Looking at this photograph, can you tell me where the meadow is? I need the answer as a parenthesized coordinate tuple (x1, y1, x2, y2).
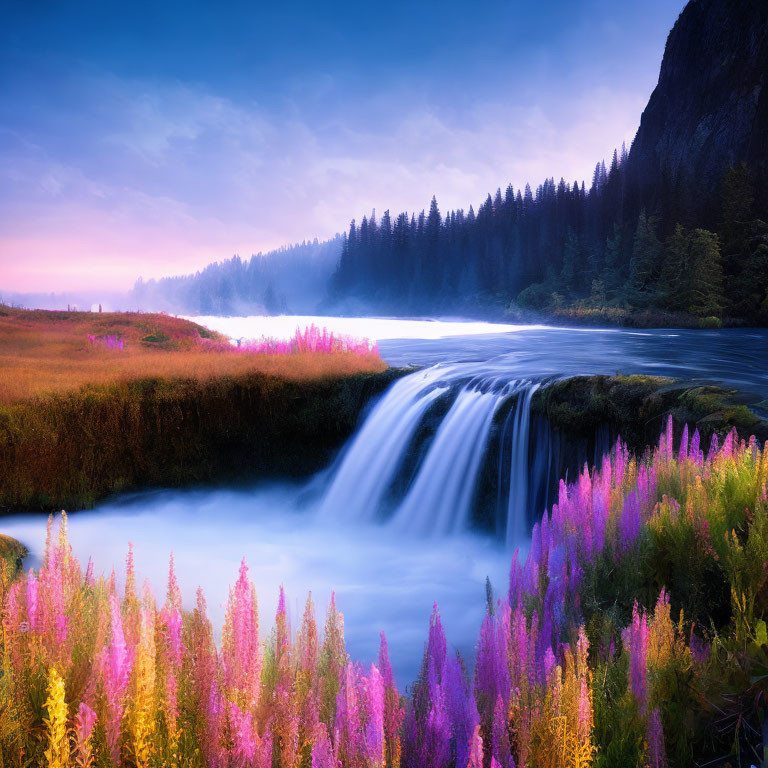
(0, 307, 391, 511)
(0, 306, 385, 404)
(1, 418, 766, 767)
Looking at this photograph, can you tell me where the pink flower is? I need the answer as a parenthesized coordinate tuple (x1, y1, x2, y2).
(74, 702, 97, 758)
(222, 559, 261, 709)
(25, 570, 38, 633)
(364, 664, 386, 765)
(311, 723, 337, 768)
(466, 724, 484, 768)
(101, 594, 133, 763)
(624, 602, 648, 712)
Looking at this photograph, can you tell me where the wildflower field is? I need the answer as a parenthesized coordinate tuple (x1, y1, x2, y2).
(0, 306, 390, 511)
(0, 306, 384, 404)
(1, 418, 766, 767)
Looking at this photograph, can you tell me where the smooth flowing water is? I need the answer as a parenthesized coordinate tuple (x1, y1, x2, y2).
(3, 318, 768, 683)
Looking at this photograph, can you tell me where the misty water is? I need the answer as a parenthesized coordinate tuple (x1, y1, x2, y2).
(3, 318, 768, 684)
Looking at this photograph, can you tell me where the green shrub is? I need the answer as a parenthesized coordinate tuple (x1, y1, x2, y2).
(516, 282, 552, 310)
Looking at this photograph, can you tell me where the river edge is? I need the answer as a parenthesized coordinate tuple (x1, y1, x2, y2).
(2, 367, 766, 521)
(0, 367, 412, 513)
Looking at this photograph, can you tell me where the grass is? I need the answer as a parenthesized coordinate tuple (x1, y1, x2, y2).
(0, 305, 386, 404)
(0, 305, 392, 511)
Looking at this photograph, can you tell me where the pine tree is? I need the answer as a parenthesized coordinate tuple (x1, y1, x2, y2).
(732, 221, 768, 320)
(604, 223, 626, 296)
(560, 228, 579, 294)
(629, 210, 662, 303)
(687, 228, 724, 318)
(660, 224, 689, 311)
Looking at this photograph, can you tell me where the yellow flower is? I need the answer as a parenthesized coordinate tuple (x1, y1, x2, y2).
(43, 667, 70, 768)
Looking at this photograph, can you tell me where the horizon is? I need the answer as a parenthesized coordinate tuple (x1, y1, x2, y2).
(1, 0, 685, 294)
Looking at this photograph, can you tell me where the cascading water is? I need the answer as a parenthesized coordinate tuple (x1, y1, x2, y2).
(318, 362, 547, 543)
(505, 382, 540, 547)
(389, 380, 509, 537)
(318, 366, 448, 521)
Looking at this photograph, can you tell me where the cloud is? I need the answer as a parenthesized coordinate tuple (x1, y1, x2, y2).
(0, 72, 647, 291)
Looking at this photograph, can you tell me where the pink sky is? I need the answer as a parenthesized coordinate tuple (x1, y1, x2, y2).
(0, 82, 648, 293)
(1, 0, 684, 294)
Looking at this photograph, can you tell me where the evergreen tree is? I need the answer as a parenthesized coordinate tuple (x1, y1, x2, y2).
(731, 221, 768, 319)
(325, 149, 765, 322)
(687, 229, 724, 318)
(604, 223, 626, 296)
(560, 228, 579, 294)
(660, 224, 690, 311)
(629, 210, 662, 303)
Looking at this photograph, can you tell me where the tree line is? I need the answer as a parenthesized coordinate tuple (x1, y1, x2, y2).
(130, 237, 342, 316)
(331, 152, 768, 324)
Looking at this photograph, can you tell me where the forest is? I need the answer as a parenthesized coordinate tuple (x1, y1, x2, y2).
(330, 158, 768, 325)
(130, 238, 342, 317)
(128, 157, 768, 327)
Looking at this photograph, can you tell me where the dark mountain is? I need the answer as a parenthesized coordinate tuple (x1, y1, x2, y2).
(328, 0, 768, 324)
(627, 0, 768, 225)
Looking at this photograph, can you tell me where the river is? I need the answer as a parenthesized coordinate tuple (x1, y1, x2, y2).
(3, 317, 767, 683)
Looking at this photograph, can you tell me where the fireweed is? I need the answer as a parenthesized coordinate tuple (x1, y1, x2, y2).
(204, 324, 379, 357)
(0, 417, 766, 767)
(86, 335, 125, 351)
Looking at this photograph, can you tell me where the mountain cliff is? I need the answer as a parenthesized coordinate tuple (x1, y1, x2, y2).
(628, 0, 768, 222)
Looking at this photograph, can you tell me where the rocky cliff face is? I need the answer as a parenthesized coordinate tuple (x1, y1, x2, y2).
(628, 0, 768, 219)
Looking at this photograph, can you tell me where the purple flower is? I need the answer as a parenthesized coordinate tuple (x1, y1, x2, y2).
(646, 708, 667, 768)
(619, 491, 641, 554)
(624, 602, 648, 711)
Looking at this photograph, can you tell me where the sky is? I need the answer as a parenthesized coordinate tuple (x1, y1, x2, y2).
(0, 0, 686, 293)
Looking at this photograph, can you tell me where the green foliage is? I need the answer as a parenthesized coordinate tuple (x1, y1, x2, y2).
(516, 281, 553, 310)
(629, 210, 663, 305)
(687, 229, 725, 317)
(592, 659, 645, 768)
(660, 226, 725, 318)
(140, 331, 171, 344)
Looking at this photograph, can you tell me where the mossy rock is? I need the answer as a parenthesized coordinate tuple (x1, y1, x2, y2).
(0, 534, 28, 572)
(533, 374, 768, 452)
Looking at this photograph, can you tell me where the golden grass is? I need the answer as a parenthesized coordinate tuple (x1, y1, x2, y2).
(0, 306, 386, 404)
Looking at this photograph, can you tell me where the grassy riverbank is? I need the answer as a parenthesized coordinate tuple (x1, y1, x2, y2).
(0, 306, 396, 511)
(0, 305, 386, 403)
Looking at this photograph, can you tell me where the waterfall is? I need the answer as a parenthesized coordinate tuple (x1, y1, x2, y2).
(318, 367, 448, 522)
(318, 363, 550, 542)
(505, 382, 540, 547)
(389, 381, 510, 537)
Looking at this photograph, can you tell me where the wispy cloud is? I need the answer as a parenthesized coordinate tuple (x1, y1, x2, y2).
(0, 72, 646, 291)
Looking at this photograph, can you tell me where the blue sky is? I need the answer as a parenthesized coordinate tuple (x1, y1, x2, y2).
(0, 0, 685, 291)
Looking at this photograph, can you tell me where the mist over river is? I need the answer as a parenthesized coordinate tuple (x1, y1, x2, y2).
(3, 318, 768, 684)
